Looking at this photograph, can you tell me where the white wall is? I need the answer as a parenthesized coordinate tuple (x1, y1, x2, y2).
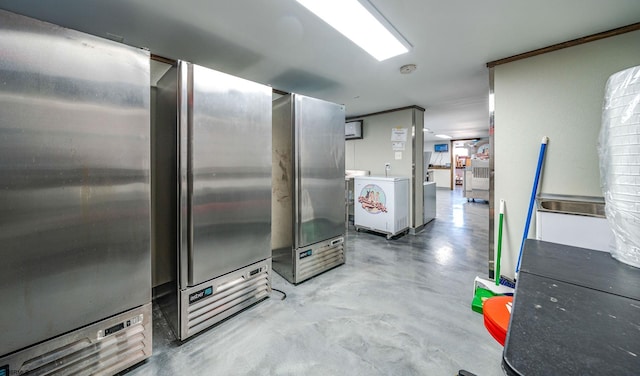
(425, 141, 452, 166)
(346, 110, 413, 175)
(346, 108, 425, 228)
(424, 141, 453, 188)
(494, 30, 640, 278)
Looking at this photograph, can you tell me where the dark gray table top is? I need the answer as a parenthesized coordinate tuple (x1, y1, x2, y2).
(503, 240, 640, 375)
(519, 240, 640, 300)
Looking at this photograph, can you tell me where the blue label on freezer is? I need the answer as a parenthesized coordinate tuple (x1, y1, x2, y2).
(299, 249, 312, 259)
(189, 286, 213, 304)
(0, 365, 8, 376)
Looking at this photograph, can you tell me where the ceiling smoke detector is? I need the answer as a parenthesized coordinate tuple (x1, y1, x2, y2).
(400, 64, 417, 74)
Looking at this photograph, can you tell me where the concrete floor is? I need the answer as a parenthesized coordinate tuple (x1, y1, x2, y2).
(124, 188, 503, 376)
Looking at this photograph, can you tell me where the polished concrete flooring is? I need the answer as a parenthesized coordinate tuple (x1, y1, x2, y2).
(125, 188, 503, 375)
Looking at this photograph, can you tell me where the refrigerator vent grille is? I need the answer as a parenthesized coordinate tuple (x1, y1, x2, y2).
(186, 268, 270, 336)
(297, 240, 345, 282)
(9, 321, 150, 376)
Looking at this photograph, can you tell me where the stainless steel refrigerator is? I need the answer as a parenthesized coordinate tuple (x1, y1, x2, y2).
(154, 61, 272, 340)
(272, 94, 346, 284)
(0, 9, 152, 375)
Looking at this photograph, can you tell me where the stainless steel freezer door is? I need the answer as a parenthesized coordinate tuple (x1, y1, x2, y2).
(294, 95, 346, 248)
(187, 64, 272, 287)
(0, 10, 151, 356)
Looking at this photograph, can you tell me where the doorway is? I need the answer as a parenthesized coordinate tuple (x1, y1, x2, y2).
(451, 138, 490, 201)
(451, 138, 489, 203)
(452, 140, 472, 191)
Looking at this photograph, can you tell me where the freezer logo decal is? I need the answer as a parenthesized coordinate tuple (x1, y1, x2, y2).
(299, 249, 312, 259)
(189, 286, 213, 304)
(358, 184, 387, 214)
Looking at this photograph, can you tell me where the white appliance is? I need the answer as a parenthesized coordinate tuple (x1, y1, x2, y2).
(354, 176, 410, 239)
(464, 159, 489, 202)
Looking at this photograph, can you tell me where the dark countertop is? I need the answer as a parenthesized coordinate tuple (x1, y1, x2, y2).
(503, 240, 640, 375)
(518, 240, 640, 300)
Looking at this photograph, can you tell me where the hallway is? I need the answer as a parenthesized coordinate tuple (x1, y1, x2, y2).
(127, 188, 502, 375)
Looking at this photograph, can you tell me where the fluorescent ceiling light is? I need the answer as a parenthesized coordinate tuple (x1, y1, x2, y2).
(435, 134, 452, 139)
(296, 0, 410, 61)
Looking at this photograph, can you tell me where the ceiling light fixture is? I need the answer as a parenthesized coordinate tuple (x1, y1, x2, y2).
(296, 0, 411, 61)
(435, 134, 452, 139)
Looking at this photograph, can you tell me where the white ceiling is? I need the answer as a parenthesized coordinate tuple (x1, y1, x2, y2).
(1, 0, 639, 141)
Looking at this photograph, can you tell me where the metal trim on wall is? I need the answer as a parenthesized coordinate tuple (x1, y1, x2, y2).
(488, 67, 495, 279)
(486, 22, 640, 68)
(346, 105, 426, 121)
(411, 109, 417, 228)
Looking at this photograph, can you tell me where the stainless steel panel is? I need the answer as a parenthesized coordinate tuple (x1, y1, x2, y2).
(271, 95, 295, 283)
(152, 76, 176, 289)
(0, 10, 150, 356)
(152, 62, 191, 292)
(537, 195, 605, 217)
(423, 182, 436, 224)
(294, 94, 346, 248)
(178, 259, 271, 340)
(294, 237, 345, 284)
(0, 303, 152, 376)
(153, 65, 180, 337)
(189, 64, 272, 286)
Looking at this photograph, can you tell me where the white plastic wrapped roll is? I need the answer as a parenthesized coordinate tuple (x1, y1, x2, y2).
(598, 65, 640, 268)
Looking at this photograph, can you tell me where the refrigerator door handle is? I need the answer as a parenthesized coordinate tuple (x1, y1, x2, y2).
(293, 97, 303, 249)
(178, 61, 192, 290)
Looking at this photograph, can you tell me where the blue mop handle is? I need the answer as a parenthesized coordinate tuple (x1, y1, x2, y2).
(516, 136, 549, 274)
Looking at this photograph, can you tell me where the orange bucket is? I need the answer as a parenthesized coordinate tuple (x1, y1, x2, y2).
(482, 296, 513, 346)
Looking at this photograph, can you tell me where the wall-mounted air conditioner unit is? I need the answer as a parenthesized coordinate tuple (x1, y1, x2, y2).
(346, 120, 363, 140)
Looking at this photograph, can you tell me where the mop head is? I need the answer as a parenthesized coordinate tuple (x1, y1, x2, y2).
(471, 277, 515, 314)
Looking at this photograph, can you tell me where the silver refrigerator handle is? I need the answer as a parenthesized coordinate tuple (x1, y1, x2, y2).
(293, 95, 302, 249)
(178, 61, 193, 290)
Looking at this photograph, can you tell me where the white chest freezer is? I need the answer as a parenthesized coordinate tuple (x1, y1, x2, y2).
(354, 176, 410, 239)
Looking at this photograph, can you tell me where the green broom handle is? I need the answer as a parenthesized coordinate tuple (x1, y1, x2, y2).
(496, 199, 505, 286)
